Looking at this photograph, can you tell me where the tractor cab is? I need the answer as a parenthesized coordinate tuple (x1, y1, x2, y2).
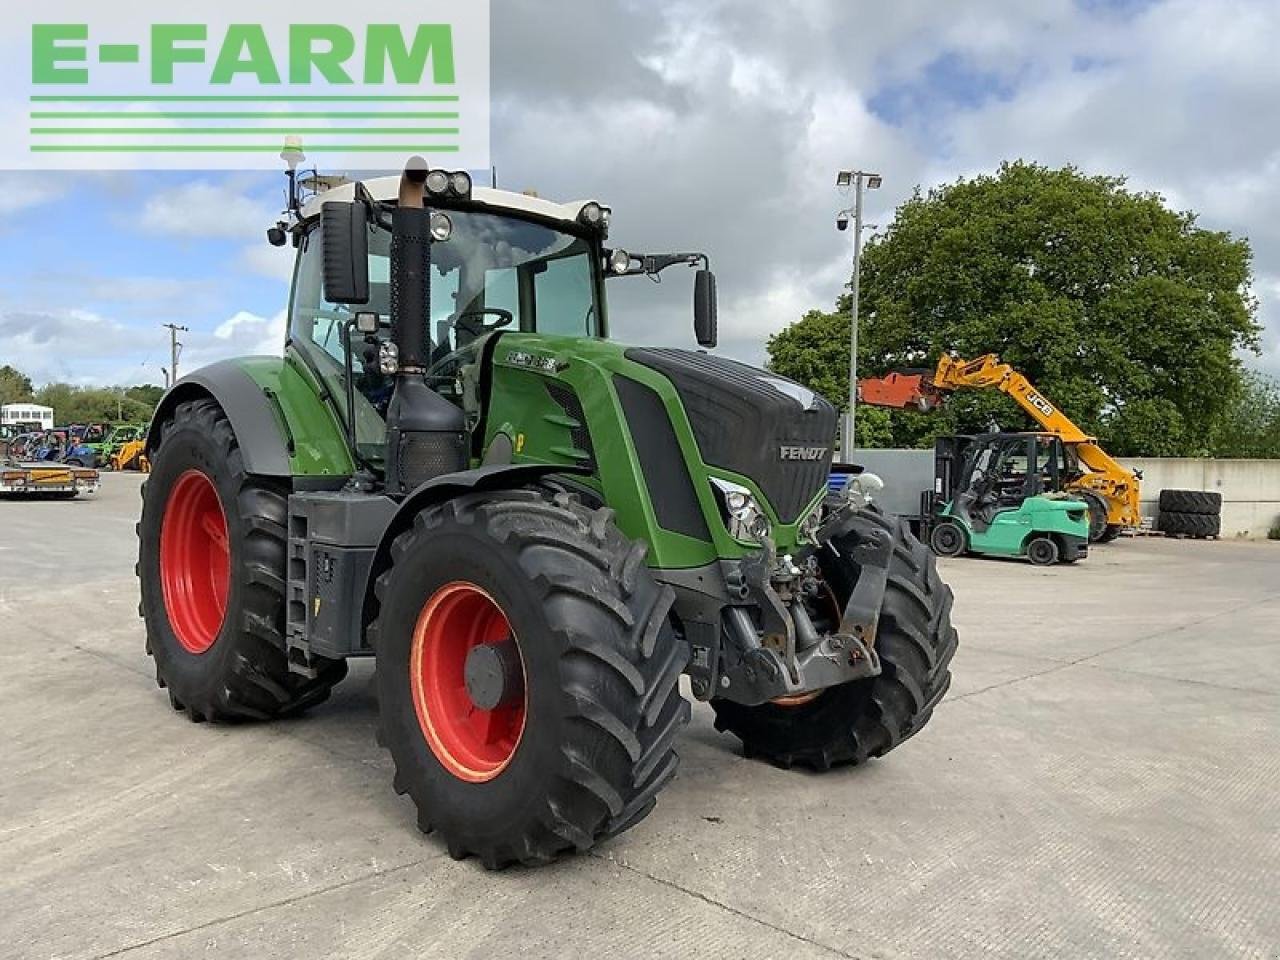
(282, 169, 716, 483)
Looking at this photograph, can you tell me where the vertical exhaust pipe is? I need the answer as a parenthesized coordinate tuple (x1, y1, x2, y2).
(385, 156, 468, 494)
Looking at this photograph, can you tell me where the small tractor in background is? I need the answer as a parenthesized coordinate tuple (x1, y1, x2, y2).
(110, 433, 150, 472)
(858, 353, 1142, 543)
(137, 155, 959, 869)
(98, 424, 147, 469)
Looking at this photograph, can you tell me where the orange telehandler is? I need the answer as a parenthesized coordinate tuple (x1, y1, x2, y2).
(858, 353, 1142, 542)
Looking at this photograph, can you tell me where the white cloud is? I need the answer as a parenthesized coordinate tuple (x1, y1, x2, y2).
(487, 0, 1280, 379)
(0, 174, 71, 216)
(240, 243, 297, 282)
(139, 178, 273, 240)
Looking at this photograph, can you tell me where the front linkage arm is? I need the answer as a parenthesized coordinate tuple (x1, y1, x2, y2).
(714, 504, 889, 706)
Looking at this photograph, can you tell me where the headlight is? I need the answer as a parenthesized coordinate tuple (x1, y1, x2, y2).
(429, 212, 454, 241)
(449, 171, 472, 197)
(609, 248, 632, 274)
(425, 169, 450, 196)
(579, 202, 605, 227)
(710, 477, 771, 542)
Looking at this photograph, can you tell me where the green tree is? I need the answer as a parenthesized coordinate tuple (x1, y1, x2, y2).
(768, 162, 1259, 456)
(0, 365, 35, 406)
(32, 383, 155, 425)
(1211, 371, 1280, 458)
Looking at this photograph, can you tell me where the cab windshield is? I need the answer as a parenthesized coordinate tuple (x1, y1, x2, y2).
(292, 209, 603, 373)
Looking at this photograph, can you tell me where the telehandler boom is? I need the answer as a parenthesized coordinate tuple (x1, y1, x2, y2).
(858, 353, 1142, 542)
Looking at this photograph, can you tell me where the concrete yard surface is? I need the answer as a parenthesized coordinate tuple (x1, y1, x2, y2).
(2, 474, 1278, 959)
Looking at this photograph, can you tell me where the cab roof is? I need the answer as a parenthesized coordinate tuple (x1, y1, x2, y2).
(300, 175, 598, 229)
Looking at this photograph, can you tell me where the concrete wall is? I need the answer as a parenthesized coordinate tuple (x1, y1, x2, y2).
(851, 450, 1280, 539)
(1119, 458, 1280, 540)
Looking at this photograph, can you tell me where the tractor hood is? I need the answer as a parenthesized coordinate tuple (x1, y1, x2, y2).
(623, 348, 837, 523)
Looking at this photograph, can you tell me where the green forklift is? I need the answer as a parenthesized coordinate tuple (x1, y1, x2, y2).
(925, 432, 1090, 565)
(137, 157, 959, 869)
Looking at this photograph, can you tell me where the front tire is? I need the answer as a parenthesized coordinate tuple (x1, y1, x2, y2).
(929, 519, 968, 558)
(1080, 491, 1110, 543)
(371, 490, 690, 869)
(712, 511, 958, 770)
(139, 398, 346, 722)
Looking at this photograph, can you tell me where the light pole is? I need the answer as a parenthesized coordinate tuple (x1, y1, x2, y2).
(836, 169, 882, 458)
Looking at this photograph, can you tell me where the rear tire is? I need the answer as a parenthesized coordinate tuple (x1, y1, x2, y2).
(139, 398, 346, 722)
(1098, 524, 1123, 543)
(370, 490, 690, 869)
(1159, 511, 1220, 539)
(1158, 489, 1221, 515)
(711, 511, 958, 770)
(1026, 536, 1060, 566)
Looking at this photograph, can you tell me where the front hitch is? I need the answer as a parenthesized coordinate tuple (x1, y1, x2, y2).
(714, 505, 890, 706)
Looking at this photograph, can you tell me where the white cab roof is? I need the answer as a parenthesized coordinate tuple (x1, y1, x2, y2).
(300, 175, 596, 229)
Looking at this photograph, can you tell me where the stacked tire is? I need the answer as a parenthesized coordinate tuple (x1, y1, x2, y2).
(1158, 489, 1222, 539)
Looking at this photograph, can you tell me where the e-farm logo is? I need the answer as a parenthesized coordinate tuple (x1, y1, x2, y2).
(3, 1, 489, 170)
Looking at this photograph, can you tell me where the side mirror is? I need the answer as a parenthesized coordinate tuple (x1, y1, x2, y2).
(320, 201, 370, 304)
(694, 269, 718, 348)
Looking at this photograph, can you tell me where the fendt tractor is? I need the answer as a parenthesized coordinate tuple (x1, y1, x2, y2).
(138, 157, 959, 869)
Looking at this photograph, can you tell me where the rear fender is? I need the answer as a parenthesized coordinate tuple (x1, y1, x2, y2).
(146, 358, 352, 479)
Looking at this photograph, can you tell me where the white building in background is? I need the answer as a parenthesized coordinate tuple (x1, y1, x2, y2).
(1, 403, 54, 430)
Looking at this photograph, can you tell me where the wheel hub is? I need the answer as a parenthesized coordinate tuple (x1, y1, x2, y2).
(463, 640, 524, 710)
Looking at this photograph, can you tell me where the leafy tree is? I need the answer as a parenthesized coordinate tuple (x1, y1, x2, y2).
(0, 365, 34, 406)
(32, 383, 155, 425)
(125, 384, 165, 409)
(1211, 372, 1280, 459)
(768, 162, 1260, 456)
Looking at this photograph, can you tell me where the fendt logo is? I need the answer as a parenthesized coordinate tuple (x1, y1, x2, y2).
(779, 445, 829, 462)
(3, 1, 490, 171)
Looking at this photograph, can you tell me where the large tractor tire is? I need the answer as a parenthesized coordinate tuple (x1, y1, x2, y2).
(370, 490, 690, 869)
(139, 398, 346, 722)
(1159, 510, 1221, 539)
(711, 510, 958, 771)
(1079, 491, 1111, 543)
(1158, 489, 1222, 515)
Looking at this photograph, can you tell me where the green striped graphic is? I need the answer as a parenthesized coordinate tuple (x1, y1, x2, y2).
(30, 95, 459, 103)
(30, 112, 459, 119)
(30, 144, 462, 152)
(31, 128, 460, 136)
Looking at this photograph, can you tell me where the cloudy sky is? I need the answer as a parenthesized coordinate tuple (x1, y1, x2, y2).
(2, 0, 1279, 386)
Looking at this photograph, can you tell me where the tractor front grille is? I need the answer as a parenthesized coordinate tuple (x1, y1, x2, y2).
(624, 348, 837, 523)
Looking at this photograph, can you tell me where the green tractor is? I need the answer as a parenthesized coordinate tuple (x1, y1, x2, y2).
(926, 433, 1090, 565)
(138, 158, 959, 869)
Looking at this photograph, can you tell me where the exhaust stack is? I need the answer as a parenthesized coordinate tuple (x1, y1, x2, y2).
(385, 156, 467, 495)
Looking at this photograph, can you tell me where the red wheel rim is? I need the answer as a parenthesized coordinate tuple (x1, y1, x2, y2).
(159, 469, 230, 654)
(410, 582, 527, 783)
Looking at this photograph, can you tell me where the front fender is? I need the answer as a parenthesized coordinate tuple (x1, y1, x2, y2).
(359, 463, 591, 630)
